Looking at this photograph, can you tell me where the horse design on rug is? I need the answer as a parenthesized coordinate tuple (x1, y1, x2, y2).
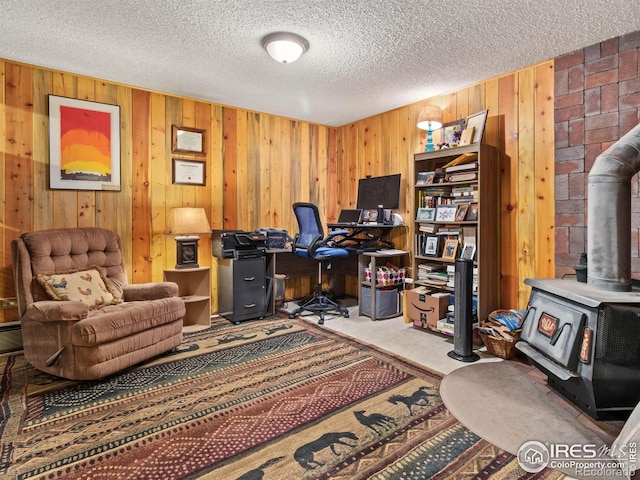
(235, 456, 285, 480)
(261, 323, 293, 335)
(216, 333, 258, 344)
(165, 343, 199, 356)
(354, 410, 397, 435)
(388, 386, 437, 414)
(293, 431, 359, 470)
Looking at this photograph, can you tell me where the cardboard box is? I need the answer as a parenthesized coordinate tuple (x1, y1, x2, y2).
(406, 287, 450, 329)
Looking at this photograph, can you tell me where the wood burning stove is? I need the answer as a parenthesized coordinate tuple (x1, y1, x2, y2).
(517, 278, 640, 420)
(517, 123, 640, 421)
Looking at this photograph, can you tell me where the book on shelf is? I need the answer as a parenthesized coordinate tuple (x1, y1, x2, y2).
(446, 264, 479, 290)
(436, 226, 460, 234)
(443, 161, 478, 173)
(442, 153, 478, 170)
(453, 196, 477, 204)
(451, 184, 477, 195)
(418, 262, 446, 273)
(451, 191, 478, 202)
(448, 171, 478, 183)
(419, 224, 439, 233)
(420, 185, 452, 195)
(419, 272, 449, 284)
(446, 264, 455, 288)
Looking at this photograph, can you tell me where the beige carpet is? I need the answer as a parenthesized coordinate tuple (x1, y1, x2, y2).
(440, 361, 626, 480)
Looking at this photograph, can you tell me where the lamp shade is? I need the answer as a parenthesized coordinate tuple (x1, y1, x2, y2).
(166, 207, 211, 235)
(262, 32, 309, 64)
(417, 105, 443, 131)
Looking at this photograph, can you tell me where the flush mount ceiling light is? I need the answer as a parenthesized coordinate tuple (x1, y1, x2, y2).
(262, 32, 309, 64)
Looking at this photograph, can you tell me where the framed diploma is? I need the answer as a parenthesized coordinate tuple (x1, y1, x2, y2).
(172, 158, 206, 186)
(172, 125, 206, 155)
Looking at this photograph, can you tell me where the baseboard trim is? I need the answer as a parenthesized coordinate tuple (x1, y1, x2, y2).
(0, 322, 23, 354)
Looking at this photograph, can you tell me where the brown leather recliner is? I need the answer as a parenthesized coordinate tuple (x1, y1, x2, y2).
(11, 227, 186, 380)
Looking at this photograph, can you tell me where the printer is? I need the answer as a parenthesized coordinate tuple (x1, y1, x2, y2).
(212, 230, 267, 259)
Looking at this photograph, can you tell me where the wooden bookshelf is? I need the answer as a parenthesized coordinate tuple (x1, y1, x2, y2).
(412, 144, 499, 323)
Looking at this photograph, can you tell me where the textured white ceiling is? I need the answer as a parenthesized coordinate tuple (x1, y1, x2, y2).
(2, 0, 639, 127)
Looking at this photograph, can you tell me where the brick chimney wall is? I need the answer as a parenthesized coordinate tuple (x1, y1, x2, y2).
(554, 31, 640, 277)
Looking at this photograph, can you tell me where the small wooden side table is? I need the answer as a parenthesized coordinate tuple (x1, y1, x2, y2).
(164, 267, 211, 332)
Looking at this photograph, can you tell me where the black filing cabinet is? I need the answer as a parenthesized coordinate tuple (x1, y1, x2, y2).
(217, 255, 267, 323)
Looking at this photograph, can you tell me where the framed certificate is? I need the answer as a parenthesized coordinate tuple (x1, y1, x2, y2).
(172, 125, 206, 155)
(172, 158, 206, 186)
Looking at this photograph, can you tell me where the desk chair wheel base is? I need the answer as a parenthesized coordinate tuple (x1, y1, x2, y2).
(288, 295, 349, 325)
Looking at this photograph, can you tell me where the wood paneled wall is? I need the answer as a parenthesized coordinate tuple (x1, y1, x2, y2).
(335, 61, 556, 308)
(0, 59, 336, 321)
(0, 57, 555, 323)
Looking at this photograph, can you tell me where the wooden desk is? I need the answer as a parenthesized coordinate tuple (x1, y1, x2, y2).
(265, 248, 356, 314)
(266, 248, 317, 279)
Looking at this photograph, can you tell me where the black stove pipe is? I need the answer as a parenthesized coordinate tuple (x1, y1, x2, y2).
(587, 123, 640, 291)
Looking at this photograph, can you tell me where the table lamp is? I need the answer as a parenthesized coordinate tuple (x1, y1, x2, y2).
(417, 105, 443, 152)
(166, 207, 211, 269)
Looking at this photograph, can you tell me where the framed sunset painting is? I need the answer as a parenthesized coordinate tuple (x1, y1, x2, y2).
(48, 95, 121, 190)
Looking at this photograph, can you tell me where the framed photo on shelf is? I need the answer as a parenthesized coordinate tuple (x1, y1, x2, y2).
(459, 127, 475, 146)
(440, 119, 465, 147)
(465, 109, 488, 144)
(48, 95, 121, 191)
(435, 204, 458, 222)
(172, 125, 206, 156)
(465, 203, 479, 221)
(172, 158, 206, 186)
(461, 242, 476, 261)
(361, 209, 379, 223)
(416, 207, 436, 221)
(424, 236, 440, 256)
(442, 239, 459, 260)
(416, 171, 435, 186)
(455, 204, 469, 221)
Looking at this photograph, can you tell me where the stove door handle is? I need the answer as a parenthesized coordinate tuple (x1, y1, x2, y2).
(550, 322, 570, 346)
(549, 313, 586, 347)
(522, 306, 536, 326)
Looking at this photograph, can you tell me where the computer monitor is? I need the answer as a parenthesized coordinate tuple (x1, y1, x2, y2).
(356, 173, 401, 210)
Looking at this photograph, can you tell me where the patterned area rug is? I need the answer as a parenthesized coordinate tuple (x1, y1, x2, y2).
(0, 317, 564, 479)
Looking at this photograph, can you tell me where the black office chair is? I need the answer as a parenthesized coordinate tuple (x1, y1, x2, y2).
(289, 202, 350, 325)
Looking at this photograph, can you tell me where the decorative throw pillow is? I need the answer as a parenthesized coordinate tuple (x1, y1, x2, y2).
(36, 266, 123, 310)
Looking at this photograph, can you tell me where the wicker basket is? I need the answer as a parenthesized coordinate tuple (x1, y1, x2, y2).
(477, 309, 523, 359)
(478, 331, 520, 359)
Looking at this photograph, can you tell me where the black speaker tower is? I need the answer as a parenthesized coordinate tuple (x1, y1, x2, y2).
(448, 258, 480, 362)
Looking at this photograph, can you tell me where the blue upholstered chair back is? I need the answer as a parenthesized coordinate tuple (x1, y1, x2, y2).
(292, 203, 324, 252)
